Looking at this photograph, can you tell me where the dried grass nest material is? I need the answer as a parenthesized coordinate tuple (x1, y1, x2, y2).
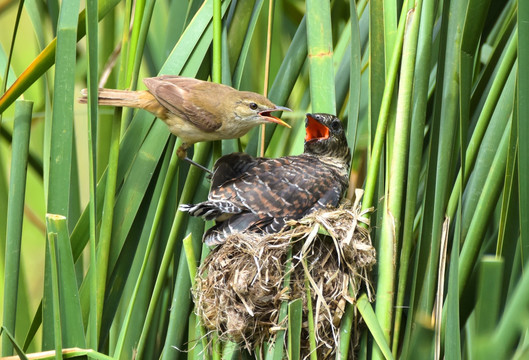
(193, 192, 376, 358)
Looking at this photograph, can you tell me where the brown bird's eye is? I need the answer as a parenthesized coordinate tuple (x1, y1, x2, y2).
(249, 102, 258, 110)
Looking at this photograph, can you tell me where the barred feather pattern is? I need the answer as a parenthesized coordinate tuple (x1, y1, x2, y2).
(180, 152, 349, 246)
(179, 201, 243, 221)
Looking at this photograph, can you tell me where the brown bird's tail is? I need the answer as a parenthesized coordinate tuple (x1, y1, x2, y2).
(78, 88, 147, 107)
(79, 88, 168, 119)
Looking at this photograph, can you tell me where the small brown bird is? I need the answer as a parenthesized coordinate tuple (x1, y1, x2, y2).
(79, 75, 291, 167)
(180, 113, 351, 245)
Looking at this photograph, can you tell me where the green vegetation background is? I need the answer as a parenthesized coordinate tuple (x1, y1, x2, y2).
(0, 0, 528, 359)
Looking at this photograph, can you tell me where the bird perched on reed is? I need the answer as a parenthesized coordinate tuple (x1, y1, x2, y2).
(180, 113, 351, 245)
(79, 75, 290, 170)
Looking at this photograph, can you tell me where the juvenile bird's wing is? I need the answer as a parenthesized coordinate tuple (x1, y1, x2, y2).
(210, 153, 267, 190)
(208, 155, 347, 218)
(182, 154, 348, 245)
(143, 76, 223, 132)
(201, 155, 347, 244)
(179, 153, 266, 221)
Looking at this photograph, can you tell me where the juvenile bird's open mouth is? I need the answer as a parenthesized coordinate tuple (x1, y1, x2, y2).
(259, 106, 292, 128)
(305, 113, 330, 143)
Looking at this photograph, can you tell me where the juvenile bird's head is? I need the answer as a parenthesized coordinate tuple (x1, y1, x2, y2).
(231, 92, 291, 129)
(304, 113, 351, 165)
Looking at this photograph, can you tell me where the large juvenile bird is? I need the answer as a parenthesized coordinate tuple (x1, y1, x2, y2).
(180, 113, 351, 245)
(79, 75, 290, 166)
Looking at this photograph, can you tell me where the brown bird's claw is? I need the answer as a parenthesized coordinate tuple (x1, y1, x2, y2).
(183, 157, 213, 175)
(177, 144, 212, 174)
(176, 146, 187, 159)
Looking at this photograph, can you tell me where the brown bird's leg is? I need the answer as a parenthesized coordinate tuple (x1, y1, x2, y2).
(177, 143, 213, 174)
(184, 157, 213, 174)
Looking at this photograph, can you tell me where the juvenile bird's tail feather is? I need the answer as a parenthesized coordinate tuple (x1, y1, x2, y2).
(202, 214, 288, 246)
(179, 201, 242, 221)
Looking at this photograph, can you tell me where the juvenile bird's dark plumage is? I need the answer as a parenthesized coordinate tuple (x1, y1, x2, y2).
(180, 113, 351, 245)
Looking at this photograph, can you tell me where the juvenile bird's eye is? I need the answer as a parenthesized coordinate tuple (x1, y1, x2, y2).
(331, 119, 341, 131)
(249, 102, 258, 110)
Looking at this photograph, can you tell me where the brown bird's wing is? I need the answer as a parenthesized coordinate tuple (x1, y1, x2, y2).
(143, 76, 224, 132)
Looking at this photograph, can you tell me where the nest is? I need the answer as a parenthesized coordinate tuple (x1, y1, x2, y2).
(193, 190, 376, 358)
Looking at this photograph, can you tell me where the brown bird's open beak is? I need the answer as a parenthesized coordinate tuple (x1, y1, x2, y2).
(259, 106, 292, 128)
(305, 113, 330, 142)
